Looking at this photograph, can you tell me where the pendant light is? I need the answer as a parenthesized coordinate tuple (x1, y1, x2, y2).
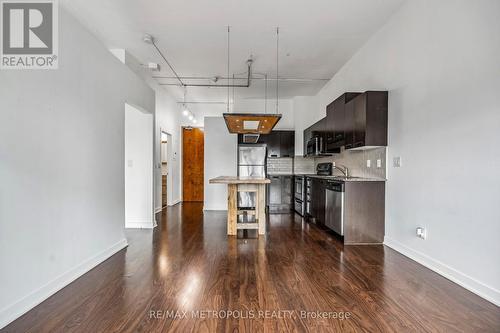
(223, 26, 282, 134)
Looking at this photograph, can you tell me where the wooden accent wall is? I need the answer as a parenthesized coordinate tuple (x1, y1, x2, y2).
(182, 127, 204, 202)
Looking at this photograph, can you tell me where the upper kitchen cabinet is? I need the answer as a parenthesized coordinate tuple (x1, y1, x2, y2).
(237, 130, 295, 157)
(303, 118, 329, 156)
(345, 91, 388, 150)
(279, 131, 295, 158)
(325, 93, 360, 153)
(303, 126, 312, 156)
(264, 131, 281, 157)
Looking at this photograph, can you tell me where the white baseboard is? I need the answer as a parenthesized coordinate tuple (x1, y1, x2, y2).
(168, 199, 181, 206)
(384, 236, 500, 307)
(154, 207, 162, 213)
(0, 238, 128, 329)
(125, 218, 155, 229)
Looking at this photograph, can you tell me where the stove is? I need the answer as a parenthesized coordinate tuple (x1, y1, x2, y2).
(294, 163, 333, 216)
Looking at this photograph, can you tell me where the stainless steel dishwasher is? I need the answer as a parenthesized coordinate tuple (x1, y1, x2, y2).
(325, 181, 345, 236)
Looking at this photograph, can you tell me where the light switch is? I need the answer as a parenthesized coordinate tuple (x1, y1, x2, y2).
(127, 159, 133, 167)
(393, 157, 401, 168)
(366, 160, 371, 168)
(377, 159, 382, 168)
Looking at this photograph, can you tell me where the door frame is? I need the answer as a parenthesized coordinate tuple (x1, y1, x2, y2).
(181, 126, 204, 202)
(159, 130, 173, 208)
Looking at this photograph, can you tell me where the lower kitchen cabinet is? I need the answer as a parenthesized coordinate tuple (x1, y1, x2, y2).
(309, 177, 327, 224)
(343, 181, 385, 244)
(306, 177, 385, 244)
(267, 175, 294, 213)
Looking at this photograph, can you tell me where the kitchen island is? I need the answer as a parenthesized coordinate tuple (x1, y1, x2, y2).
(209, 176, 270, 236)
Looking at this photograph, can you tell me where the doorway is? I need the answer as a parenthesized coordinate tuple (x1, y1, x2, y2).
(124, 103, 154, 228)
(182, 127, 204, 202)
(160, 132, 170, 208)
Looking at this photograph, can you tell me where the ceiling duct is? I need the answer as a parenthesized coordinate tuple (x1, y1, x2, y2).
(242, 133, 260, 144)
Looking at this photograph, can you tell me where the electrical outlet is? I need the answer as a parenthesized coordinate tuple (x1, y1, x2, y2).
(366, 160, 371, 168)
(393, 156, 402, 168)
(377, 159, 382, 168)
(416, 227, 427, 239)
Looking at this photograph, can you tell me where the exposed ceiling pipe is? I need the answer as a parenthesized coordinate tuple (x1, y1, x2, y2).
(181, 59, 252, 88)
(156, 76, 328, 86)
(153, 76, 329, 82)
(143, 33, 253, 89)
(177, 101, 227, 104)
(143, 34, 185, 87)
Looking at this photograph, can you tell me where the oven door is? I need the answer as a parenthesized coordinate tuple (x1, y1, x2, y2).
(294, 177, 303, 201)
(294, 198, 304, 216)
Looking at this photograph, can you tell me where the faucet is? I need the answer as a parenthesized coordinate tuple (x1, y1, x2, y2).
(332, 164, 349, 178)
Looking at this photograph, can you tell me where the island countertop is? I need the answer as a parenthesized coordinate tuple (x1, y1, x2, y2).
(209, 176, 271, 184)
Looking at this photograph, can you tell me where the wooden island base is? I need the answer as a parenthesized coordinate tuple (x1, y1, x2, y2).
(209, 176, 270, 236)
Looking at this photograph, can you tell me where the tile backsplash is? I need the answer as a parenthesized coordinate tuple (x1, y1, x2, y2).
(267, 157, 293, 174)
(266, 148, 386, 178)
(315, 147, 387, 179)
(293, 156, 315, 174)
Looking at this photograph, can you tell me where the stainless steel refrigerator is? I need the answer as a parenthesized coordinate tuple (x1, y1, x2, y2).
(238, 144, 266, 208)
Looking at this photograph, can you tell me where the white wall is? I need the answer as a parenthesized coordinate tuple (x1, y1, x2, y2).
(0, 7, 155, 328)
(154, 88, 182, 209)
(125, 104, 154, 228)
(108, 49, 184, 212)
(203, 117, 238, 210)
(292, 96, 320, 156)
(307, 0, 500, 305)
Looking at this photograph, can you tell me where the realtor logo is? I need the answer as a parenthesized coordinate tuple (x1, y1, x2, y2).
(1, 0, 58, 69)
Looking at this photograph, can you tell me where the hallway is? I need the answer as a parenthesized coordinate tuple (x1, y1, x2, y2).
(4, 204, 499, 332)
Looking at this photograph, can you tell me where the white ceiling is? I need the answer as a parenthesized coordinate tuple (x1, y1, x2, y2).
(62, 0, 405, 118)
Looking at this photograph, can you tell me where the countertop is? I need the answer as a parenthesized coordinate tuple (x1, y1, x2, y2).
(209, 176, 271, 184)
(268, 173, 386, 182)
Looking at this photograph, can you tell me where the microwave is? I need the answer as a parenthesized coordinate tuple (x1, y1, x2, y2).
(306, 136, 323, 156)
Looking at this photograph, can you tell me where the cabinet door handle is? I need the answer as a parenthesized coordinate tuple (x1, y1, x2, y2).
(270, 154, 278, 157)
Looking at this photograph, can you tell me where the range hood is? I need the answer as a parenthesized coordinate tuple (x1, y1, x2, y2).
(223, 113, 282, 134)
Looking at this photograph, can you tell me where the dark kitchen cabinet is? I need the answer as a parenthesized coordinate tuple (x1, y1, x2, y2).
(303, 127, 312, 156)
(304, 118, 328, 156)
(268, 176, 282, 205)
(267, 175, 294, 213)
(265, 132, 281, 157)
(238, 131, 294, 157)
(279, 131, 295, 157)
(325, 93, 360, 153)
(256, 130, 294, 158)
(281, 175, 293, 204)
(309, 177, 326, 225)
(345, 91, 387, 150)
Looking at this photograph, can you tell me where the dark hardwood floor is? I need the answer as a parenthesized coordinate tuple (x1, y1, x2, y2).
(4, 203, 499, 332)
